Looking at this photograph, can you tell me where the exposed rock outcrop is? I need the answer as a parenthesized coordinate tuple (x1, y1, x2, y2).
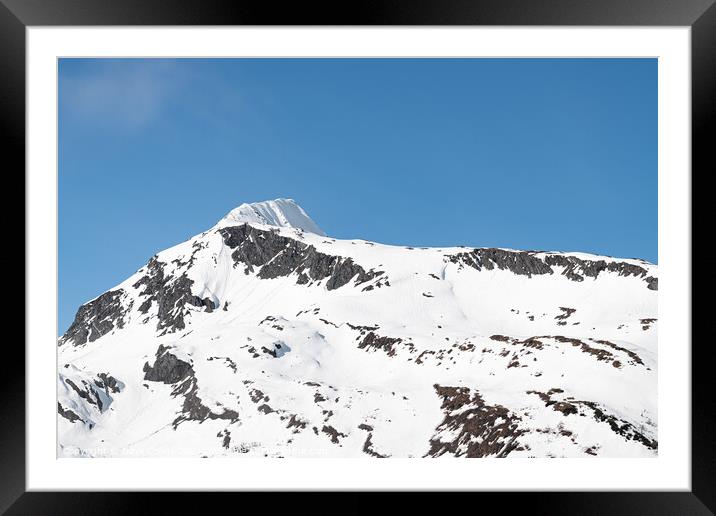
(58, 368, 125, 428)
(143, 345, 239, 428)
(57, 402, 84, 424)
(218, 224, 385, 290)
(357, 331, 403, 357)
(59, 290, 129, 347)
(426, 385, 524, 458)
(448, 249, 657, 290)
(133, 257, 216, 334)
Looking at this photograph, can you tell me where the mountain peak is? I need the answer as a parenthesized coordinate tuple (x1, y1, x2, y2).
(216, 198, 326, 236)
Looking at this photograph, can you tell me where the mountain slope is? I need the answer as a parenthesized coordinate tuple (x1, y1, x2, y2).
(58, 199, 658, 458)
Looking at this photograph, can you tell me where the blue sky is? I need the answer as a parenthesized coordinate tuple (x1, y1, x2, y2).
(59, 58, 657, 333)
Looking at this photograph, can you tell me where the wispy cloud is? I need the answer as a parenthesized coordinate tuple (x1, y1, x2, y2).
(59, 59, 181, 129)
(59, 59, 252, 136)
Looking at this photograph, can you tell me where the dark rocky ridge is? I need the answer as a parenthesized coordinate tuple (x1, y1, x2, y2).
(133, 257, 216, 335)
(60, 224, 654, 350)
(448, 248, 657, 290)
(59, 290, 129, 347)
(143, 345, 239, 428)
(218, 225, 385, 291)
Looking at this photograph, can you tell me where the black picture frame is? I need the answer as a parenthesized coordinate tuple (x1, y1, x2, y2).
(3, 0, 713, 513)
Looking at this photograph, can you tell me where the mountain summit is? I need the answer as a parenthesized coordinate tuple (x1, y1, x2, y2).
(216, 198, 326, 236)
(57, 200, 658, 459)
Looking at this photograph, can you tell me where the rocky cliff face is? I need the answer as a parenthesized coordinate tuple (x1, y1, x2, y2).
(448, 248, 657, 290)
(59, 289, 129, 347)
(218, 225, 385, 290)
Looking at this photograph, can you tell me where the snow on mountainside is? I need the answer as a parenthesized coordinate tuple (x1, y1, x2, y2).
(58, 199, 658, 458)
(215, 198, 326, 236)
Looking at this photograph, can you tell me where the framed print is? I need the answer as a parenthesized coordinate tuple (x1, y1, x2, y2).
(4, 0, 714, 513)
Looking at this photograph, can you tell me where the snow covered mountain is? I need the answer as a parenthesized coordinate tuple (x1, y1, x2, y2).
(215, 198, 326, 236)
(58, 198, 658, 458)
